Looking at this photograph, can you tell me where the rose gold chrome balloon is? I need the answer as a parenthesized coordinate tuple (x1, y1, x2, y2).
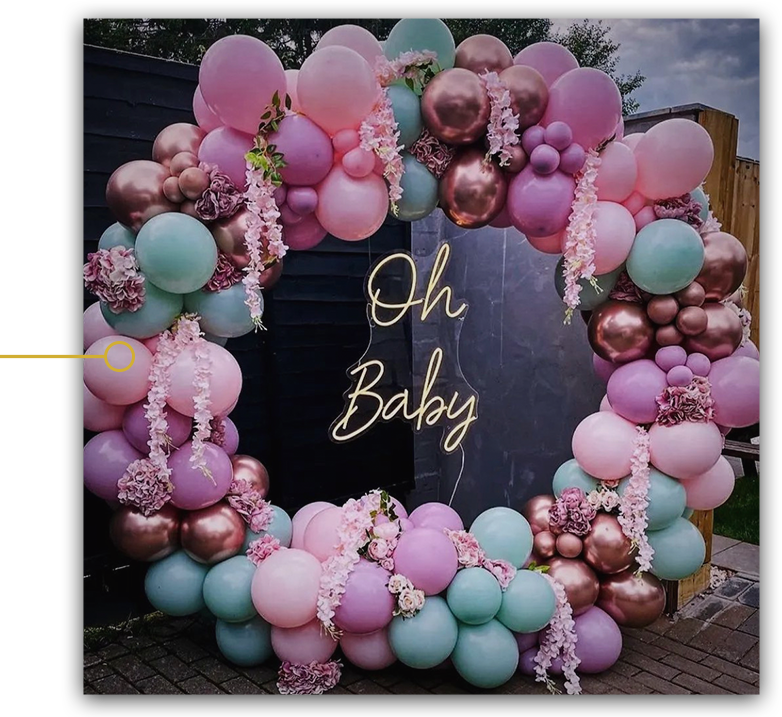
(646, 295, 679, 325)
(545, 556, 600, 615)
(682, 302, 743, 360)
(213, 209, 253, 268)
(655, 324, 684, 347)
(162, 176, 186, 204)
(105, 160, 177, 232)
(455, 34, 513, 75)
(597, 569, 666, 628)
(178, 167, 210, 200)
(170, 151, 200, 177)
(582, 514, 637, 575)
(674, 281, 706, 307)
(180, 503, 245, 564)
(675, 306, 708, 336)
(109, 504, 180, 562)
(152, 123, 206, 167)
(504, 144, 528, 174)
(230, 454, 271, 500)
(556, 532, 584, 559)
(533, 530, 557, 560)
(588, 301, 655, 363)
(498, 65, 549, 130)
(260, 259, 284, 290)
(695, 232, 748, 301)
(521, 494, 556, 535)
(421, 68, 491, 145)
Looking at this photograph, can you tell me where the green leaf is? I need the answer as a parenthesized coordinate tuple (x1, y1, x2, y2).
(285, 93, 292, 110)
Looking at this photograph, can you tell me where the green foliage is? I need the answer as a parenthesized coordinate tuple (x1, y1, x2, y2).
(714, 474, 759, 545)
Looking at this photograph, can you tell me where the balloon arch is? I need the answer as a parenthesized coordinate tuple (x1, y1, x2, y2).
(83, 19, 759, 694)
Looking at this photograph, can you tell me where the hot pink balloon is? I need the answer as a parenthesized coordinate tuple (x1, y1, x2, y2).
(122, 400, 192, 453)
(622, 190, 647, 216)
(648, 421, 723, 480)
(84, 302, 118, 350)
(622, 133, 644, 151)
(271, 618, 338, 664)
(84, 384, 125, 432)
(316, 24, 384, 66)
(198, 126, 255, 190)
(507, 166, 576, 238)
(513, 42, 579, 87)
(268, 114, 334, 186)
(193, 86, 222, 132)
(606, 359, 668, 424)
(408, 502, 464, 532)
(284, 213, 328, 251)
(316, 166, 388, 241)
(333, 559, 396, 634)
(297, 46, 379, 136)
(592, 201, 636, 274)
(708, 355, 760, 428)
(342, 147, 376, 178)
(291, 502, 335, 549)
(684, 456, 736, 511)
(287, 187, 319, 216)
(542, 68, 622, 150)
(83, 430, 143, 502)
(392, 528, 459, 595)
(83, 336, 153, 406)
(633, 119, 715, 200)
(285, 69, 301, 113)
(595, 142, 637, 203)
(733, 340, 759, 361)
(634, 205, 657, 232)
(340, 627, 397, 670)
(303, 506, 343, 561)
(199, 35, 286, 135)
(168, 441, 233, 510)
(572, 411, 638, 482)
(528, 230, 564, 254)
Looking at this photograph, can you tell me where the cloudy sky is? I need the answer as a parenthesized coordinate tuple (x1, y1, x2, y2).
(554, 19, 760, 159)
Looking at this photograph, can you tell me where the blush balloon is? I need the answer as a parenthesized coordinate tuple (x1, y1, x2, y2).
(648, 421, 723, 480)
(408, 502, 464, 532)
(167, 343, 242, 418)
(83, 336, 153, 406)
(513, 42, 579, 87)
(284, 69, 301, 112)
(286, 187, 319, 216)
(507, 166, 575, 238)
(527, 231, 564, 254)
(193, 86, 222, 132)
(251, 549, 322, 628)
(342, 147, 376, 179)
(291, 502, 335, 550)
(315, 24, 384, 66)
(595, 142, 637, 202)
(83, 302, 118, 350)
(633, 206, 657, 232)
(340, 627, 397, 670)
(316, 166, 388, 241)
(83, 384, 126, 433)
(271, 618, 338, 664)
(572, 411, 638, 482)
(303, 506, 343, 561)
(269, 114, 334, 186)
(683, 456, 736, 510)
(592, 201, 636, 274)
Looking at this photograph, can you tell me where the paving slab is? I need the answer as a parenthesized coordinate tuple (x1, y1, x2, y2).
(711, 541, 759, 577)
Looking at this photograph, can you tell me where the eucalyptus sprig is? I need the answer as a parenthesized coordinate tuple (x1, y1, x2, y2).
(244, 91, 290, 186)
(403, 60, 441, 95)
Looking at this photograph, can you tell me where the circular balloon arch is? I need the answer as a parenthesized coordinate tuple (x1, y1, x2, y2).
(83, 19, 759, 695)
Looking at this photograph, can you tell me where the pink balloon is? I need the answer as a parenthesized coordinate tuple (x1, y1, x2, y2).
(271, 618, 338, 664)
(634, 205, 657, 232)
(168, 441, 233, 510)
(599, 394, 613, 412)
(595, 142, 637, 203)
(527, 231, 564, 254)
(83, 336, 153, 406)
(489, 204, 513, 228)
(297, 46, 379, 136)
(316, 166, 388, 241)
(513, 42, 579, 87)
(251, 548, 322, 628)
(332, 128, 361, 156)
(340, 627, 397, 670)
(198, 126, 255, 190)
(606, 359, 669, 424)
(84, 384, 126, 432)
(622, 190, 647, 216)
(218, 416, 240, 455)
(572, 411, 638, 481)
(592, 201, 636, 274)
(542, 68, 622, 150)
(279, 204, 303, 226)
(284, 213, 328, 251)
(287, 187, 319, 216)
(634, 119, 715, 200)
(593, 354, 618, 384)
(507, 166, 576, 238)
(143, 335, 160, 354)
(622, 133, 644, 151)
(167, 343, 242, 418)
(316, 24, 384, 66)
(269, 114, 334, 186)
(83, 302, 118, 350)
(648, 421, 723, 480)
(708, 355, 760, 428)
(614, 117, 625, 141)
(83, 430, 143, 502)
(408, 502, 464, 532)
(193, 86, 222, 132)
(303, 506, 343, 561)
(199, 35, 286, 135)
(392, 528, 459, 595)
(333, 559, 395, 634)
(122, 400, 192, 453)
(684, 456, 736, 511)
(285, 69, 301, 113)
(733, 340, 759, 361)
(342, 147, 376, 178)
(291, 502, 335, 549)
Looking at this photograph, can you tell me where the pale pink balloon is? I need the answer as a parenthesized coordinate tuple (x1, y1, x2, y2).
(316, 24, 384, 66)
(527, 230, 564, 254)
(198, 126, 255, 189)
(342, 147, 376, 178)
(634, 119, 715, 200)
(513, 42, 579, 87)
(284, 213, 328, 251)
(572, 411, 638, 482)
(285, 69, 301, 113)
(83, 383, 125, 432)
(684, 456, 736, 510)
(193, 86, 222, 132)
(83, 336, 153, 406)
(83, 302, 118, 350)
(340, 628, 397, 670)
(595, 142, 637, 203)
(592, 201, 636, 274)
(303, 506, 343, 561)
(251, 549, 322, 628)
(291, 501, 335, 549)
(648, 421, 723, 480)
(622, 190, 647, 216)
(316, 166, 388, 241)
(271, 618, 338, 664)
(143, 335, 160, 354)
(332, 128, 361, 156)
(622, 133, 644, 151)
(599, 394, 613, 412)
(634, 205, 657, 232)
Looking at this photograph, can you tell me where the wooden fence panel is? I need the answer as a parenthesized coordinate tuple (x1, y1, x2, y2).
(730, 159, 760, 346)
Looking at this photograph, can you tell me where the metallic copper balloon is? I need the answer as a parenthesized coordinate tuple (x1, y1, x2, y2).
(498, 65, 549, 130)
(674, 281, 706, 307)
(597, 569, 666, 628)
(152, 123, 206, 167)
(170, 151, 200, 177)
(106, 160, 177, 232)
(421, 68, 491, 145)
(582, 514, 637, 575)
(533, 530, 557, 560)
(682, 302, 743, 360)
(556, 532, 584, 559)
(438, 146, 508, 228)
(655, 324, 684, 346)
(545, 557, 600, 615)
(646, 295, 679, 325)
(455, 34, 513, 75)
(675, 305, 708, 336)
(212, 208, 253, 268)
(230, 454, 271, 500)
(179, 167, 211, 200)
(180, 200, 201, 220)
(259, 259, 283, 291)
(695, 232, 748, 301)
(588, 301, 655, 363)
(180, 503, 245, 565)
(505, 144, 528, 174)
(521, 494, 556, 535)
(109, 504, 180, 562)
(162, 176, 186, 204)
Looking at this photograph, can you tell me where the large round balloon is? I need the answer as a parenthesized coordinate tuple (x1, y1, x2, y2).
(122, 400, 191, 453)
(571, 411, 637, 482)
(384, 19, 456, 70)
(597, 569, 666, 628)
(587, 301, 655, 364)
(582, 513, 636, 575)
(393, 528, 459, 595)
(302, 506, 343, 561)
(84, 301, 119, 350)
(552, 459, 600, 497)
(83, 384, 125, 433)
(554, 259, 622, 312)
(315, 24, 384, 66)
(469, 507, 533, 568)
(271, 618, 338, 665)
(215, 617, 273, 667)
(647, 517, 707, 581)
(388, 596, 458, 669)
(83, 430, 144, 502)
(513, 42, 579, 87)
(153, 123, 206, 166)
(106, 160, 177, 233)
(387, 85, 423, 149)
(268, 114, 334, 187)
(708, 355, 759, 427)
(694, 232, 748, 302)
(682, 303, 744, 361)
(316, 166, 388, 241)
(496, 569, 556, 633)
(446, 567, 502, 626)
(648, 420, 723, 480)
(592, 201, 637, 274)
(193, 86, 222, 132)
(521, 494, 556, 535)
(242, 504, 293, 551)
(180, 503, 245, 564)
(291, 502, 335, 550)
(455, 34, 513, 74)
(567, 606, 623, 673)
(197, 126, 255, 189)
(451, 619, 519, 689)
(168, 441, 234, 510)
(333, 559, 395, 634)
(184, 284, 255, 338)
(497, 65, 549, 130)
(507, 166, 575, 237)
(408, 502, 463, 531)
(595, 141, 637, 203)
(101, 282, 183, 340)
(144, 550, 209, 616)
(544, 557, 599, 616)
(99, 222, 136, 250)
(606, 359, 668, 424)
(203, 555, 257, 622)
(684, 456, 736, 511)
(109, 504, 180, 562)
(421, 68, 490, 145)
(619, 468, 686, 531)
(396, 153, 439, 221)
(340, 627, 397, 671)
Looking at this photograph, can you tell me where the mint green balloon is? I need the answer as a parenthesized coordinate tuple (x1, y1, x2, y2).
(690, 186, 710, 222)
(496, 569, 556, 633)
(184, 283, 257, 338)
(145, 551, 209, 616)
(384, 19, 455, 70)
(99, 222, 136, 250)
(626, 219, 705, 295)
(387, 85, 423, 148)
(205, 333, 228, 346)
(648, 517, 706, 581)
(554, 259, 623, 311)
(552, 458, 600, 498)
(135, 213, 218, 294)
(469, 507, 533, 568)
(618, 468, 686, 531)
(446, 568, 502, 625)
(100, 280, 182, 339)
(242, 505, 293, 551)
(396, 154, 439, 222)
(388, 596, 458, 669)
(216, 617, 273, 667)
(203, 556, 257, 622)
(682, 507, 694, 519)
(452, 619, 519, 689)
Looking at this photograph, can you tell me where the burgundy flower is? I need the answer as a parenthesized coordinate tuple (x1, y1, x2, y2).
(195, 166, 243, 221)
(209, 417, 226, 447)
(548, 488, 596, 536)
(653, 193, 703, 228)
(409, 128, 456, 179)
(83, 246, 146, 313)
(656, 376, 715, 426)
(608, 271, 644, 303)
(277, 660, 342, 695)
(205, 252, 243, 292)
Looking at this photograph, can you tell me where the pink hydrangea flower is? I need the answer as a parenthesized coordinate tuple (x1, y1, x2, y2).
(483, 559, 517, 590)
(117, 458, 172, 516)
(656, 376, 715, 426)
(195, 164, 243, 221)
(83, 246, 146, 313)
(277, 660, 342, 695)
(205, 252, 244, 292)
(246, 534, 281, 566)
(229, 490, 274, 533)
(444, 529, 486, 568)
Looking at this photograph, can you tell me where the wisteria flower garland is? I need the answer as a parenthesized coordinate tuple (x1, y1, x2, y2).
(277, 660, 342, 695)
(617, 426, 654, 573)
(83, 246, 146, 313)
(443, 529, 517, 590)
(387, 574, 426, 618)
(561, 149, 602, 322)
(375, 50, 439, 89)
(189, 334, 214, 480)
(479, 70, 519, 167)
(246, 534, 281, 566)
(656, 376, 715, 426)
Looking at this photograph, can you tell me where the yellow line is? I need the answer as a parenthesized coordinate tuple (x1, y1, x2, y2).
(0, 341, 136, 372)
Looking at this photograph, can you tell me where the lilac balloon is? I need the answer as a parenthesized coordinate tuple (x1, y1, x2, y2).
(220, 417, 240, 455)
(507, 166, 576, 238)
(686, 352, 711, 378)
(273, 184, 288, 206)
(287, 187, 319, 216)
(122, 401, 192, 453)
(733, 339, 760, 361)
(169, 441, 234, 510)
(408, 502, 464, 531)
(393, 528, 459, 595)
(544, 121, 573, 151)
(333, 559, 396, 634)
(654, 345, 688, 372)
(607, 359, 669, 424)
(514, 631, 540, 654)
(399, 518, 415, 531)
(558, 143, 586, 175)
(709, 355, 760, 428)
(521, 125, 546, 155)
(529, 144, 560, 175)
(269, 115, 334, 187)
(198, 126, 255, 189)
(667, 365, 694, 387)
(284, 213, 327, 251)
(569, 606, 623, 673)
(593, 353, 617, 384)
(83, 430, 143, 502)
(519, 647, 553, 676)
(514, 42, 579, 88)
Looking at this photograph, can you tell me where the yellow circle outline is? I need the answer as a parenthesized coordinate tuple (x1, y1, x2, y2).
(101, 340, 136, 372)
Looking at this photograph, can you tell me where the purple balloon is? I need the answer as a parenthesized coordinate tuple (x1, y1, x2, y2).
(279, 203, 304, 225)
(408, 502, 464, 532)
(198, 126, 254, 189)
(685, 352, 711, 377)
(273, 183, 288, 206)
(521, 125, 546, 155)
(220, 417, 240, 455)
(399, 518, 415, 531)
(393, 528, 459, 595)
(709, 355, 760, 428)
(507, 166, 575, 238)
(569, 606, 623, 673)
(287, 187, 319, 216)
(333, 559, 395, 634)
(514, 631, 540, 654)
(544, 121, 573, 151)
(654, 345, 688, 372)
(83, 430, 144, 502)
(529, 144, 560, 175)
(269, 114, 334, 187)
(667, 365, 694, 387)
(593, 353, 617, 384)
(168, 441, 233, 510)
(607, 359, 668, 424)
(558, 143, 586, 174)
(733, 339, 760, 361)
(518, 647, 538, 676)
(122, 401, 192, 453)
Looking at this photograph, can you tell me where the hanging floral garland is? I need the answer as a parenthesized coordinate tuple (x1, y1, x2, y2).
(617, 426, 654, 574)
(479, 70, 520, 167)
